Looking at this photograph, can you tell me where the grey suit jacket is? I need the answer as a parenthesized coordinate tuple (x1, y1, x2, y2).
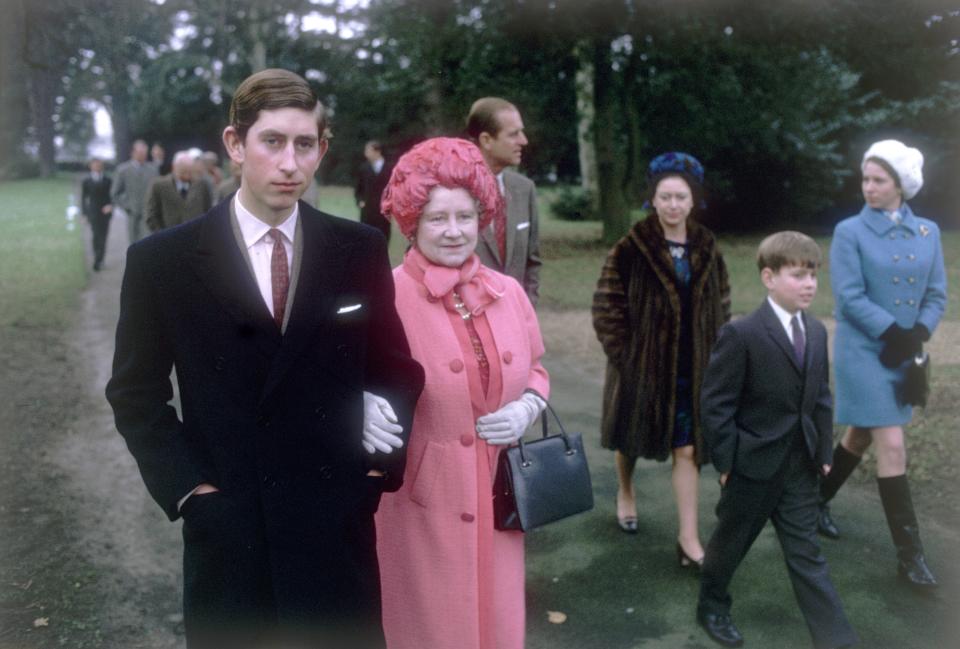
(110, 160, 158, 217)
(475, 169, 542, 305)
(145, 174, 213, 232)
(700, 300, 834, 481)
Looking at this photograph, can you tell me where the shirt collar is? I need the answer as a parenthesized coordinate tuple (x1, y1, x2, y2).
(372, 158, 384, 174)
(496, 171, 506, 196)
(234, 193, 298, 249)
(767, 296, 803, 332)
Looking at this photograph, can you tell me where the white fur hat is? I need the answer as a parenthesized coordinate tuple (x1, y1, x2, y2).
(862, 139, 924, 200)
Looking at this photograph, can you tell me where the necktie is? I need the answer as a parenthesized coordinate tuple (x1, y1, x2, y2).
(791, 315, 805, 365)
(270, 229, 289, 329)
(179, 183, 188, 198)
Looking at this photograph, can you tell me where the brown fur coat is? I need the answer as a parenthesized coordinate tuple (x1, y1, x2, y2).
(592, 216, 730, 463)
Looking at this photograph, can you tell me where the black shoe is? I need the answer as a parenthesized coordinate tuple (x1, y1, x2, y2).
(676, 542, 704, 571)
(93, 261, 102, 272)
(897, 543, 939, 589)
(818, 503, 840, 539)
(616, 494, 638, 534)
(697, 612, 744, 647)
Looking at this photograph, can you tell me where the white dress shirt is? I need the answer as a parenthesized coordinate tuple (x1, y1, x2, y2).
(234, 194, 297, 319)
(767, 296, 805, 345)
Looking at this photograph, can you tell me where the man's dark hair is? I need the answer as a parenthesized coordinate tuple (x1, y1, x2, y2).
(230, 68, 330, 143)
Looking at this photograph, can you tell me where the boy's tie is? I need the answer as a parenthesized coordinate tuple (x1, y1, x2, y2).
(791, 315, 805, 365)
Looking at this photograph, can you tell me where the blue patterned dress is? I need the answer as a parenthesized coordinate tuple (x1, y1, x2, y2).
(668, 240, 694, 447)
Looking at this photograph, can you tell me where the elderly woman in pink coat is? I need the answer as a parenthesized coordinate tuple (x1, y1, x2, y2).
(374, 137, 550, 649)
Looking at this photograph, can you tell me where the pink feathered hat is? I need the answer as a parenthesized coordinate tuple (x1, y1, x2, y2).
(381, 137, 504, 238)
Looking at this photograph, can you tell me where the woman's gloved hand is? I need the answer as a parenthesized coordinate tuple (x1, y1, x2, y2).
(879, 324, 924, 368)
(362, 391, 404, 454)
(475, 392, 546, 445)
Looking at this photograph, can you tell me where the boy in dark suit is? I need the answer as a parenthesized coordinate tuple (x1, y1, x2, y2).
(81, 157, 113, 271)
(697, 232, 857, 649)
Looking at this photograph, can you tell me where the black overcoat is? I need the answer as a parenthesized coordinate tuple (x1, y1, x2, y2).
(106, 198, 424, 645)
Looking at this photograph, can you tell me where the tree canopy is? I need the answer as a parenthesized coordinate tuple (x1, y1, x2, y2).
(3, 0, 958, 234)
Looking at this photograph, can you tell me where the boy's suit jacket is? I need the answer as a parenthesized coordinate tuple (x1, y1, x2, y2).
(106, 198, 424, 625)
(700, 300, 833, 481)
(81, 173, 112, 220)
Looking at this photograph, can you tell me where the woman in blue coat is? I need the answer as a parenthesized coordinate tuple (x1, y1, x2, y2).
(819, 140, 946, 589)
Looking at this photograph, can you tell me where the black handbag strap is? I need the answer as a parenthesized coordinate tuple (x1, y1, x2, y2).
(515, 402, 575, 466)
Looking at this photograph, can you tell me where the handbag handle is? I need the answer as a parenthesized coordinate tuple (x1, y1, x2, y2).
(514, 401, 576, 468)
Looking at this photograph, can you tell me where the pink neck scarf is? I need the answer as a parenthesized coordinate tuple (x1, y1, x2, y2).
(403, 247, 505, 317)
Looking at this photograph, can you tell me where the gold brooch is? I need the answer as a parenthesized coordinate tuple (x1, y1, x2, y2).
(919, 225, 930, 237)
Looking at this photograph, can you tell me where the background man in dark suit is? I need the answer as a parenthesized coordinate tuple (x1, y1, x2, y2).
(80, 157, 113, 271)
(467, 97, 542, 305)
(111, 139, 158, 244)
(106, 68, 424, 648)
(144, 151, 214, 232)
(697, 232, 857, 649)
(354, 140, 392, 243)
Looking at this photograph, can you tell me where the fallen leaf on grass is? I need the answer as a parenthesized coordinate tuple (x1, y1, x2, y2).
(33, 618, 49, 628)
(547, 611, 567, 624)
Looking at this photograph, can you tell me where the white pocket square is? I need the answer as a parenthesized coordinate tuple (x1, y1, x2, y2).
(516, 221, 530, 230)
(336, 304, 362, 314)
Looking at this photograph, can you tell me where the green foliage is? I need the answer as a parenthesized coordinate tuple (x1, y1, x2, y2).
(551, 186, 599, 222)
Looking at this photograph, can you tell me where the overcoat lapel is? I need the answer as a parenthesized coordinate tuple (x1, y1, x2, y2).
(479, 223, 501, 266)
(759, 300, 803, 375)
(258, 208, 351, 409)
(187, 203, 280, 359)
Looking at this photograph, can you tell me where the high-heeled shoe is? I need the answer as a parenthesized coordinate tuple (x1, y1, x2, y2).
(616, 494, 638, 534)
(676, 542, 704, 570)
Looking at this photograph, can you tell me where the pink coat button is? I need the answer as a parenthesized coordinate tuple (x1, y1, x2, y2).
(460, 513, 475, 522)
(460, 434, 474, 447)
(502, 351, 513, 364)
(449, 359, 464, 373)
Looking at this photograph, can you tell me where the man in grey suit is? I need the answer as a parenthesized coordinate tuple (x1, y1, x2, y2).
(145, 151, 214, 232)
(111, 139, 158, 244)
(467, 97, 542, 305)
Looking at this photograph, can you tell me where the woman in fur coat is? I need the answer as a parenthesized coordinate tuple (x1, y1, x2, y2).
(592, 152, 730, 567)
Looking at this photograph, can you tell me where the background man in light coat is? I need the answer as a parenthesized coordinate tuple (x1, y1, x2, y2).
(145, 151, 214, 232)
(111, 139, 158, 244)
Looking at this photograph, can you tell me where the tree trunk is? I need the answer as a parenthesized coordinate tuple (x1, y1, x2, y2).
(621, 43, 645, 206)
(27, 67, 58, 176)
(592, 37, 630, 244)
(574, 40, 599, 213)
(0, 0, 29, 177)
(110, 84, 132, 164)
(248, 6, 268, 72)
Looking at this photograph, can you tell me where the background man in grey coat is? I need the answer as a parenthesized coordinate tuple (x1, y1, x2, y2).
(145, 151, 214, 232)
(467, 97, 542, 305)
(111, 139, 158, 244)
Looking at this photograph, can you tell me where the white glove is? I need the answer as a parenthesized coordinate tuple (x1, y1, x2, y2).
(362, 391, 404, 454)
(476, 392, 546, 446)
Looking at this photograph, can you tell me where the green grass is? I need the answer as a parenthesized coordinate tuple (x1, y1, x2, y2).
(0, 176, 86, 328)
(536, 185, 960, 318)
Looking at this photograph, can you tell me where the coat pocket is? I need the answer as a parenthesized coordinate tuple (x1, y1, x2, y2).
(409, 441, 446, 508)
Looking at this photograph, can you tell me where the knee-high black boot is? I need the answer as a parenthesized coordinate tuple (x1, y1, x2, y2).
(816, 443, 861, 539)
(878, 475, 938, 588)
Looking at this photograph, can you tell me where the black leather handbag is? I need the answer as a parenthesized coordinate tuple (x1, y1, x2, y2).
(493, 403, 594, 532)
(899, 351, 930, 407)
